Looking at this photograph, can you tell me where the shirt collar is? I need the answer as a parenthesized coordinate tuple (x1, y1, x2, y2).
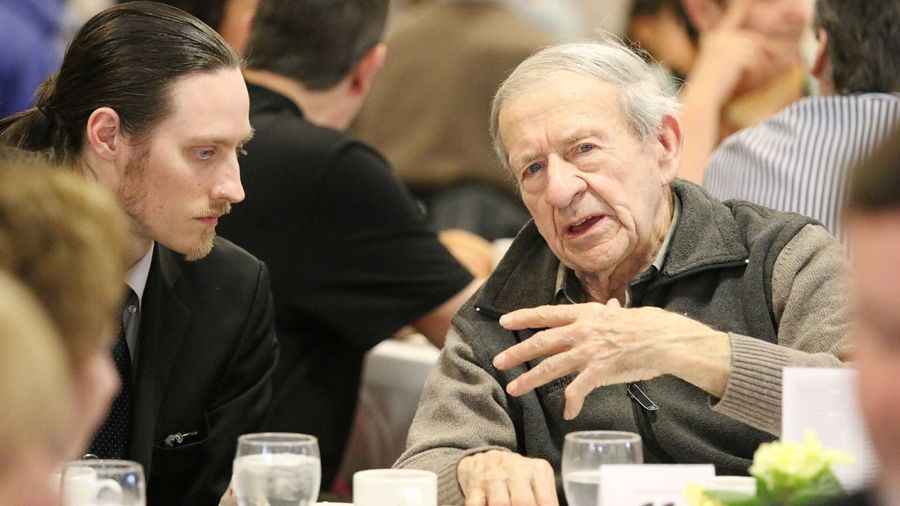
(125, 243, 154, 309)
(555, 192, 682, 302)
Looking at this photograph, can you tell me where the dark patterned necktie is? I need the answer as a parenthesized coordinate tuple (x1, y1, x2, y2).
(87, 288, 137, 459)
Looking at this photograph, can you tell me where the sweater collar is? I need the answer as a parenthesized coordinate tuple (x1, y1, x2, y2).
(475, 180, 749, 314)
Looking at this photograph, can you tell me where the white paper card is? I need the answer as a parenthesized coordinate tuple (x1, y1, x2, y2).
(598, 464, 714, 506)
(782, 367, 879, 490)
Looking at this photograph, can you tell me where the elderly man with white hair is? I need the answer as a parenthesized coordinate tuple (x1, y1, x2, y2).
(395, 38, 852, 506)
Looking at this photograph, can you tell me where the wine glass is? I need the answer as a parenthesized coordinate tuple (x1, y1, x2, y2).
(562, 430, 642, 506)
(60, 459, 145, 506)
(232, 433, 320, 506)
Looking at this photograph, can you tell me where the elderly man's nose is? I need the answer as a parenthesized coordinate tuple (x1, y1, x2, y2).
(545, 156, 586, 208)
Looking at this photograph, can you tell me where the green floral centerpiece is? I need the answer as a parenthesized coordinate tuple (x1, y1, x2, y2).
(687, 431, 853, 506)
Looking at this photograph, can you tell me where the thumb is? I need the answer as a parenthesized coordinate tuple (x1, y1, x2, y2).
(606, 297, 623, 308)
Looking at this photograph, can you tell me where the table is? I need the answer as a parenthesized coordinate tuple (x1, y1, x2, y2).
(337, 338, 440, 482)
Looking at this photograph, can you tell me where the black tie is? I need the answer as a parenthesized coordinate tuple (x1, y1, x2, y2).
(88, 288, 138, 459)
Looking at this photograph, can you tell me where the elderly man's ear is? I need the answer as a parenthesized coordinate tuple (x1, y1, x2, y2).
(655, 114, 684, 185)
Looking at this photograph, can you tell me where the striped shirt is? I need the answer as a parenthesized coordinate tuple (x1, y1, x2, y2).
(704, 93, 900, 242)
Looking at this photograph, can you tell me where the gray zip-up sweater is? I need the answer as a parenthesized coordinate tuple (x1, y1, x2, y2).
(395, 181, 851, 505)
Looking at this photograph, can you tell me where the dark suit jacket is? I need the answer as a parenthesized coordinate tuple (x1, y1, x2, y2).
(129, 238, 278, 505)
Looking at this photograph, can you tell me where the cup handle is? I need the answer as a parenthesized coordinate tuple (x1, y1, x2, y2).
(94, 478, 123, 501)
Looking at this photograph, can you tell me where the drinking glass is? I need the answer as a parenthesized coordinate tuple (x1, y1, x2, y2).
(232, 432, 320, 506)
(60, 459, 145, 506)
(561, 430, 642, 506)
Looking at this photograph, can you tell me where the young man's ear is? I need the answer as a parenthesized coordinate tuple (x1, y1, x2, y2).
(680, 0, 724, 33)
(84, 107, 122, 162)
(350, 43, 387, 97)
(656, 114, 684, 185)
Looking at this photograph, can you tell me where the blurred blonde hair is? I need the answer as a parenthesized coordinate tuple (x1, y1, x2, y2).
(0, 271, 72, 464)
(0, 148, 131, 371)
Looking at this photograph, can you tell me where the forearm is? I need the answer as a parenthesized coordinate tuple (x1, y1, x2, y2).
(714, 225, 852, 435)
(395, 328, 518, 504)
(413, 280, 481, 347)
(669, 328, 732, 399)
(678, 81, 728, 185)
(712, 333, 845, 436)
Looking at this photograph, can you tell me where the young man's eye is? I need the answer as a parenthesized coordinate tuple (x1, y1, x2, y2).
(195, 148, 215, 160)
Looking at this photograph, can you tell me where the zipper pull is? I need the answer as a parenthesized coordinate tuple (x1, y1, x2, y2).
(164, 431, 199, 447)
(474, 304, 506, 320)
(627, 383, 659, 411)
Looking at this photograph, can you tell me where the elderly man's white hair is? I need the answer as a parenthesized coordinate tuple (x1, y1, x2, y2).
(489, 36, 680, 172)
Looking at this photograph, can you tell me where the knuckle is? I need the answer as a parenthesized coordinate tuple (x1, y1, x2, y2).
(534, 458, 554, 474)
(536, 359, 557, 376)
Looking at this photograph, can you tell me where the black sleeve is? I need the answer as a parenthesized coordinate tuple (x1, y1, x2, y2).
(282, 142, 472, 350)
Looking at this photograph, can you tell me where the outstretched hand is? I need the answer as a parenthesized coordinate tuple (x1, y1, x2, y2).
(494, 300, 731, 420)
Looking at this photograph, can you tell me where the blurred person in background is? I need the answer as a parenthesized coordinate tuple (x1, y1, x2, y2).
(0, 149, 130, 463)
(0, 3, 279, 504)
(131, 0, 258, 52)
(825, 128, 900, 506)
(704, 0, 900, 242)
(0, 0, 65, 116)
(0, 271, 72, 506)
(627, 0, 811, 183)
(217, 0, 484, 491)
(352, 0, 555, 241)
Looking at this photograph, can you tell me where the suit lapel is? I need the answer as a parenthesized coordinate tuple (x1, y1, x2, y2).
(130, 245, 191, 471)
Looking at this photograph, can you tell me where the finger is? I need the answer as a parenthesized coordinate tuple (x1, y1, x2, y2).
(606, 297, 622, 308)
(508, 473, 538, 506)
(531, 460, 560, 506)
(506, 351, 582, 396)
(718, 0, 753, 30)
(563, 371, 600, 420)
(494, 327, 577, 370)
(465, 486, 488, 506)
(499, 304, 583, 330)
(486, 477, 512, 506)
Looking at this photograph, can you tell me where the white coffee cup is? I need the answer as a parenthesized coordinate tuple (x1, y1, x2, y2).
(353, 469, 437, 506)
(61, 465, 97, 506)
(61, 466, 123, 505)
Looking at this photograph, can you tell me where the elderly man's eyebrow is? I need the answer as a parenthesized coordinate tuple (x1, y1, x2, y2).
(510, 152, 541, 169)
(563, 129, 599, 145)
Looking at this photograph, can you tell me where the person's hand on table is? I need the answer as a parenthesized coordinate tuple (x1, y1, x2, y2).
(457, 450, 558, 506)
(494, 300, 732, 420)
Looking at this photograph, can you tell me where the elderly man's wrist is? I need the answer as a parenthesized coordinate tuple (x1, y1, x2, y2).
(671, 330, 732, 397)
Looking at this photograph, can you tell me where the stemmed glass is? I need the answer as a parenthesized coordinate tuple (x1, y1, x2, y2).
(60, 459, 145, 506)
(561, 430, 643, 506)
(232, 432, 320, 506)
